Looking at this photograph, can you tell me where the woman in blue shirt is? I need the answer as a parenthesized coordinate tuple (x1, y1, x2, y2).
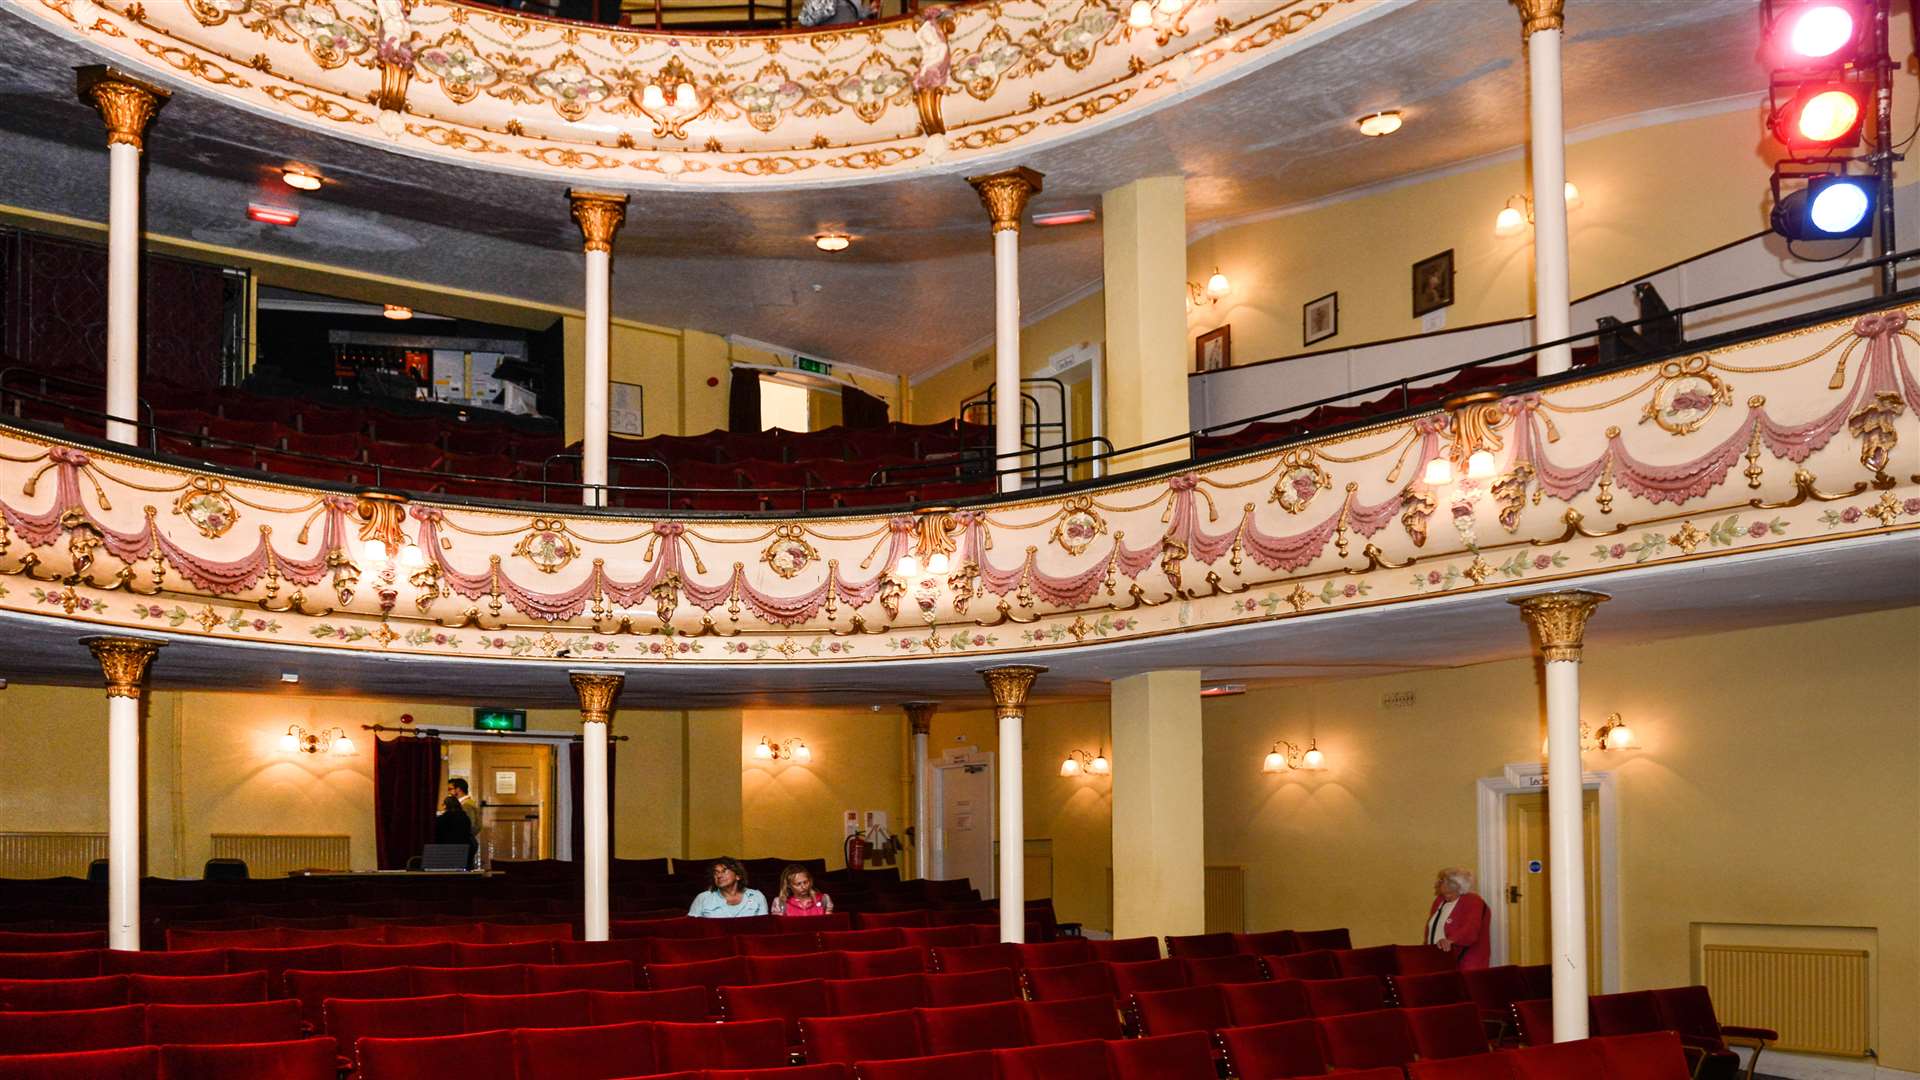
(688, 857, 768, 918)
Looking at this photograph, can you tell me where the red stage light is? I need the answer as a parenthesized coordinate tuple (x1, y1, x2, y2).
(246, 203, 300, 226)
(1771, 83, 1868, 150)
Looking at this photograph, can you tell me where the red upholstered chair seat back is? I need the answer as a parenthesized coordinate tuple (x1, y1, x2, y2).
(0, 976, 127, 1012)
(1407, 1053, 1517, 1080)
(1462, 965, 1531, 1015)
(1132, 984, 1230, 1036)
(1600, 1030, 1695, 1079)
(1220, 978, 1312, 1026)
(1293, 928, 1352, 951)
(931, 943, 1015, 973)
(922, 967, 1020, 1006)
(1023, 962, 1115, 1002)
(156, 1037, 338, 1080)
(838, 947, 925, 978)
(649, 1018, 787, 1071)
(462, 990, 592, 1032)
(801, 1009, 923, 1064)
(824, 974, 926, 1015)
(1320, 1007, 1418, 1070)
(225, 945, 340, 989)
(1394, 970, 1472, 1008)
(817, 929, 905, 953)
(745, 951, 844, 984)
(0, 952, 101, 980)
(286, 967, 411, 1027)
(1652, 985, 1728, 1047)
(736, 932, 820, 956)
(915, 1000, 1026, 1054)
(1233, 930, 1300, 957)
(323, 993, 466, 1056)
(1270, 950, 1341, 981)
(898, 926, 976, 950)
(143, 999, 302, 1045)
(1303, 974, 1390, 1016)
(1164, 932, 1236, 959)
(553, 939, 651, 967)
(1087, 938, 1160, 963)
(385, 924, 481, 946)
(454, 941, 555, 966)
(0, 1005, 146, 1054)
(356, 1030, 516, 1080)
(1014, 939, 1094, 969)
(338, 943, 454, 969)
(1335, 945, 1400, 978)
(1108, 958, 1188, 1001)
(1217, 1018, 1330, 1079)
(527, 961, 634, 993)
(125, 972, 267, 1004)
(649, 937, 736, 965)
(0, 933, 104, 954)
(587, 986, 710, 1024)
(411, 964, 526, 996)
(0, 1046, 158, 1079)
(101, 950, 226, 977)
(1512, 997, 1555, 1046)
(1591, 990, 1667, 1037)
(1396, 944, 1459, 975)
(717, 979, 830, 1044)
(1507, 1037, 1610, 1079)
(1405, 1001, 1493, 1059)
(1105, 1031, 1217, 1080)
(995, 1039, 1113, 1080)
(854, 1050, 994, 1080)
(1020, 995, 1123, 1044)
(509, 1021, 656, 1080)
(1183, 953, 1268, 986)
(481, 922, 572, 944)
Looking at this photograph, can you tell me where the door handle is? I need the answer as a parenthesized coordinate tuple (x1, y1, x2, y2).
(1507, 885, 1522, 904)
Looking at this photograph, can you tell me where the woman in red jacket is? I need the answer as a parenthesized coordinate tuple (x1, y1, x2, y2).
(1426, 867, 1491, 970)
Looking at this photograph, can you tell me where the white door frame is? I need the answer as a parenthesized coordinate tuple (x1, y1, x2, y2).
(931, 756, 995, 898)
(1475, 763, 1622, 993)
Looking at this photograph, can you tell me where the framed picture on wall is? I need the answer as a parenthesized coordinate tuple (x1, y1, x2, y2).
(610, 381, 644, 436)
(1303, 292, 1339, 346)
(1412, 249, 1455, 317)
(1195, 325, 1232, 372)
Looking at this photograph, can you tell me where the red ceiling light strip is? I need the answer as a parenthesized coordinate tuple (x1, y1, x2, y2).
(247, 203, 300, 227)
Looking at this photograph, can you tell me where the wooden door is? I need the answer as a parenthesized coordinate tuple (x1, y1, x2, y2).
(1505, 789, 1602, 992)
(472, 744, 552, 863)
(933, 761, 995, 899)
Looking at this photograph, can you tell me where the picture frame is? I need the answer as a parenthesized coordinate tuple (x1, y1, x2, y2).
(1303, 291, 1339, 346)
(610, 381, 644, 437)
(1195, 325, 1232, 372)
(1412, 249, 1455, 317)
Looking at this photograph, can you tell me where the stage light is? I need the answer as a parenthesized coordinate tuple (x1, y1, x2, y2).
(1768, 0, 1865, 65)
(1772, 84, 1867, 149)
(1788, 3, 1855, 57)
(1809, 176, 1872, 231)
(1772, 172, 1875, 239)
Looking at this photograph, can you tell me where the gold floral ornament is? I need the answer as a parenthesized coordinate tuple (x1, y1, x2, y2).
(728, 62, 807, 133)
(968, 166, 1044, 234)
(277, 0, 369, 69)
(75, 66, 170, 152)
(354, 491, 412, 562)
(416, 31, 498, 104)
(173, 478, 238, 539)
(832, 53, 912, 125)
(1269, 451, 1331, 514)
(185, 0, 251, 27)
(633, 56, 715, 141)
(1511, 589, 1607, 663)
(85, 636, 164, 699)
(1050, 497, 1107, 556)
(568, 190, 628, 254)
(530, 50, 610, 123)
(762, 525, 818, 579)
(1047, 6, 1118, 70)
(515, 521, 578, 574)
(1640, 355, 1731, 436)
(953, 25, 1025, 101)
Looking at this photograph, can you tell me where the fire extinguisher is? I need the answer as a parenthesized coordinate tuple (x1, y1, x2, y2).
(845, 830, 867, 872)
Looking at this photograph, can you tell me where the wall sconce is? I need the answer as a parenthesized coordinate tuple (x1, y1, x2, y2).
(1542, 713, 1635, 755)
(1127, 0, 1187, 31)
(1494, 182, 1583, 236)
(1060, 748, 1112, 777)
(1262, 739, 1325, 773)
(1420, 391, 1507, 487)
(281, 724, 355, 756)
(894, 511, 957, 577)
(753, 736, 812, 763)
(355, 493, 425, 569)
(1187, 268, 1232, 307)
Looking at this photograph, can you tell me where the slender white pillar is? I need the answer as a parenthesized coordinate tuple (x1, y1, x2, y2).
(76, 68, 168, 446)
(84, 637, 163, 951)
(1513, 590, 1607, 1041)
(905, 703, 936, 881)
(980, 666, 1043, 943)
(569, 672, 624, 942)
(1518, 2, 1572, 375)
(568, 192, 629, 508)
(968, 169, 1043, 493)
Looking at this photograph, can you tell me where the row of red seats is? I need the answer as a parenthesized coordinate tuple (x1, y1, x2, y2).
(0, 962, 637, 1012)
(1407, 1031, 1691, 1079)
(1166, 927, 1352, 956)
(1512, 985, 1773, 1077)
(0, 1038, 341, 1080)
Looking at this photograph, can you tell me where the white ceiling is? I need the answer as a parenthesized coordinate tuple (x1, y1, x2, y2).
(0, 0, 1768, 375)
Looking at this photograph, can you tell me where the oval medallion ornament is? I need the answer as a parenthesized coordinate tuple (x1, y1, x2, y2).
(174, 479, 237, 539)
(1642, 355, 1731, 436)
(1050, 497, 1107, 556)
(1269, 451, 1330, 514)
(515, 520, 578, 574)
(762, 526, 818, 579)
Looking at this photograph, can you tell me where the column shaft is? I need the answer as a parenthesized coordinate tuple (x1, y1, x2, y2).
(1525, 23, 1572, 374)
(1543, 658, 1588, 1038)
(905, 703, 936, 882)
(105, 142, 141, 445)
(992, 229, 1023, 492)
(107, 695, 140, 949)
(1109, 669, 1205, 940)
(1100, 176, 1189, 471)
(997, 707, 1024, 941)
(582, 249, 612, 507)
(581, 721, 610, 940)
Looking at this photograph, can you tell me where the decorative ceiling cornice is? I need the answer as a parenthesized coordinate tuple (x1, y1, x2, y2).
(23, 0, 1375, 188)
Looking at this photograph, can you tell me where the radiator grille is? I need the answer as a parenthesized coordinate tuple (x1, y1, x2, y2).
(0, 832, 108, 878)
(208, 834, 351, 879)
(1701, 944, 1870, 1057)
(1204, 865, 1246, 934)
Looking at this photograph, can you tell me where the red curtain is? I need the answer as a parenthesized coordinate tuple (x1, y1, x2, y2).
(568, 740, 617, 864)
(374, 734, 442, 870)
(841, 384, 889, 429)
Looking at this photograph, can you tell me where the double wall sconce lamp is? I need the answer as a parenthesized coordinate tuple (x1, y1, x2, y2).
(753, 736, 813, 763)
(1060, 748, 1112, 777)
(1494, 181, 1583, 236)
(281, 724, 356, 756)
(1262, 739, 1326, 773)
(1542, 712, 1636, 756)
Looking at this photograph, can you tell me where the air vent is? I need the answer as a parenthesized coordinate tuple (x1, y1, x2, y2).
(1380, 690, 1416, 710)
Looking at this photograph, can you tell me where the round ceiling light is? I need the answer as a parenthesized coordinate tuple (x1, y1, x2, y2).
(281, 168, 323, 191)
(383, 304, 413, 320)
(1356, 111, 1403, 137)
(814, 233, 851, 253)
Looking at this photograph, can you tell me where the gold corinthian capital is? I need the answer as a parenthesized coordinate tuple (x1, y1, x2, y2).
(1511, 0, 1564, 38)
(83, 636, 164, 699)
(903, 701, 938, 736)
(1511, 590, 1608, 663)
(966, 167, 1044, 234)
(569, 671, 625, 725)
(75, 66, 170, 152)
(979, 665, 1046, 718)
(568, 190, 630, 254)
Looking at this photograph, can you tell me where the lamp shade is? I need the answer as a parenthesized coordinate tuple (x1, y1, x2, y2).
(332, 733, 356, 756)
(1060, 756, 1080, 776)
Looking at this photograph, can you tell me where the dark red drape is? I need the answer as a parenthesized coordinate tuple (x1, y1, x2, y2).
(568, 740, 617, 863)
(841, 384, 889, 429)
(728, 369, 761, 433)
(374, 734, 442, 870)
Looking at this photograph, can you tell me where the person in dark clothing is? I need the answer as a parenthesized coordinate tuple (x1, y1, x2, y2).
(433, 795, 475, 868)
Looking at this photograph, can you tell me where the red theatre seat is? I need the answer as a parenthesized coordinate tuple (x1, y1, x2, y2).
(1013, 939, 1093, 969)
(1303, 974, 1390, 1016)
(645, 956, 747, 1009)
(528, 961, 635, 992)
(899, 927, 977, 950)
(510, 1021, 656, 1080)
(1108, 958, 1189, 1004)
(0, 1047, 158, 1080)
(167, 927, 284, 952)
(1517, 964, 1552, 1001)
(1293, 929, 1352, 952)
(1601, 1031, 1695, 1079)
(649, 1018, 786, 1071)
(1132, 985, 1229, 1037)
(0, 1005, 146, 1054)
(357, 1030, 516, 1080)
(1217, 1018, 1330, 1079)
(0, 977, 126, 1012)
(649, 938, 735, 965)
(1405, 1001, 1494, 1059)
(839, 947, 924, 979)
(708, 1068, 848, 1080)
(995, 1039, 1112, 1080)
(323, 993, 466, 1057)
(1105, 1031, 1217, 1080)
(735, 932, 820, 957)
(817, 930, 904, 953)
(587, 987, 710, 1025)
(1087, 938, 1160, 963)
(481, 922, 572, 944)
(1220, 979, 1312, 1026)
(1320, 1007, 1418, 1070)
(0, 953, 100, 980)
(745, 951, 844, 984)
(1233, 930, 1300, 957)
(1653, 985, 1770, 1079)
(915, 1000, 1027, 1054)
(554, 940, 650, 968)
(851, 911, 929, 930)
(1507, 1037, 1609, 1079)
(287, 967, 411, 1027)
(1024, 962, 1116, 1002)
(0, 933, 104, 954)
(1164, 933, 1236, 959)
(853, 1050, 994, 1080)
(411, 964, 526, 996)
(718, 979, 829, 1044)
(1269, 950, 1340, 981)
(454, 941, 554, 966)
(1591, 990, 1666, 1036)
(824, 974, 926, 1015)
(931, 943, 1015, 973)
(1020, 995, 1123, 1044)
(1512, 998, 1554, 1046)
(386, 924, 482, 946)
(923, 967, 1020, 1006)
(125, 971, 267, 1004)
(463, 990, 592, 1032)
(143, 999, 302, 1045)
(1183, 954, 1268, 986)
(1408, 1053, 1516, 1080)
(157, 1037, 338, 1080)
(1396, 944, 1458, 975)
(1395, 970, 1473, 1008)
(339, 943, 453, 969)
(801, 1010, 923, 1065)
(225, 946, 340, 989)
(100, 950, 226, 977)
(1335, 945, 1400, 979)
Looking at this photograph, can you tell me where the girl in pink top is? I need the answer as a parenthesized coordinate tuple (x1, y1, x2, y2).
(771, 864, 834, 916)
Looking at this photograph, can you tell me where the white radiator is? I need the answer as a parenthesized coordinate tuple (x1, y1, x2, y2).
(208, 834, 351, 879)
(0, 831, 108, 878)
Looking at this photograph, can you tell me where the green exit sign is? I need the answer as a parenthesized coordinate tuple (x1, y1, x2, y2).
(794, 357, 830, 375)
(473, 708, 525, 732)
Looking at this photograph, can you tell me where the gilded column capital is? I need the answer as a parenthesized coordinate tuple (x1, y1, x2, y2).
(903, 701, 938, 736)
(83, 636, 164, 699)
(569, 671, 625, 725)
(75, 66, 169, 152)
(568, 190, 630, 254)
(966, 167, 1044, 234)
(1511, 0, 1563, 38)
(1511, 590, 1608, 663)
(979, 665, 1046, 718)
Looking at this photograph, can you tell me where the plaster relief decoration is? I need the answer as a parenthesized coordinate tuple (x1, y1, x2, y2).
(0, 308, 1915, 662)
(21, 0, 1380, 187)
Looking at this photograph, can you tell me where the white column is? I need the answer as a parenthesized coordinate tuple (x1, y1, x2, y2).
(1520, 2, 1572, 375)
(569, 671, 624, 942)
(905, 703, 935, 881)
(968, 169, 1043, 493)
(76, 68, 167, 446)
(1513, 590, 1606, 1041)
(85, 637, 162, 951)
(568, 191, 628, 508)
(981, 666, 1043, 943)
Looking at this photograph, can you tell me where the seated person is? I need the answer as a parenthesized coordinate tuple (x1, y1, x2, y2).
(771, 864, 833, 916)
(432, 795, 476, 867)
(688, 857, 768, 918)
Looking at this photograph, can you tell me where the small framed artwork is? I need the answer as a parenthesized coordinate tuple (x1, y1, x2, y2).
(1303, 291, 1339, 346)
(1412, 249, 1455, 317)
(610, 381, 644, 436)
(1195, 325, 1232, 372)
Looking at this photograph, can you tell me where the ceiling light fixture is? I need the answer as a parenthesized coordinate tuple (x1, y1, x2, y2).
(1356, 110, 1403, 137)
(814, 233, 851, 253)
(1262, 738, 1326, 773)
(383, 304, 413, 321)
(281, 724, 355, 756)
(246, 204, 300, 227)
(1033, 209, 1097, 227)
(281, 168, 323, 191)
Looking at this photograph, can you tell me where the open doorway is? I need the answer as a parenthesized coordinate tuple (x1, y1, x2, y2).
(442, 741, 554, 865)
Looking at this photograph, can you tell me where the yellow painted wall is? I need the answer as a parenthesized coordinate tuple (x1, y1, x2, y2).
(561, 316, 686, 443)
(683, 708, 744, 858)
(911, 291, 1106, 425)
(1199, 607, 1920, 1070)
(740, 707, 904, 869)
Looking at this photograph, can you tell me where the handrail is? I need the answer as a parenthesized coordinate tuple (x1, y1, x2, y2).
(0, 366, 158, 449)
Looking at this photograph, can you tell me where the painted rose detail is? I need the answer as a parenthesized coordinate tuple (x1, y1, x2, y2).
(1047, 7, 1116, 70)
(179, 491, 237, 539)
(730, 69, 807, 133)
(833, 56, 910, 123)
(278, 1, 369, 68)
(953, 35, 1025, 99)
(418, 34, 498, 104)
(531, 54, 610, 122)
